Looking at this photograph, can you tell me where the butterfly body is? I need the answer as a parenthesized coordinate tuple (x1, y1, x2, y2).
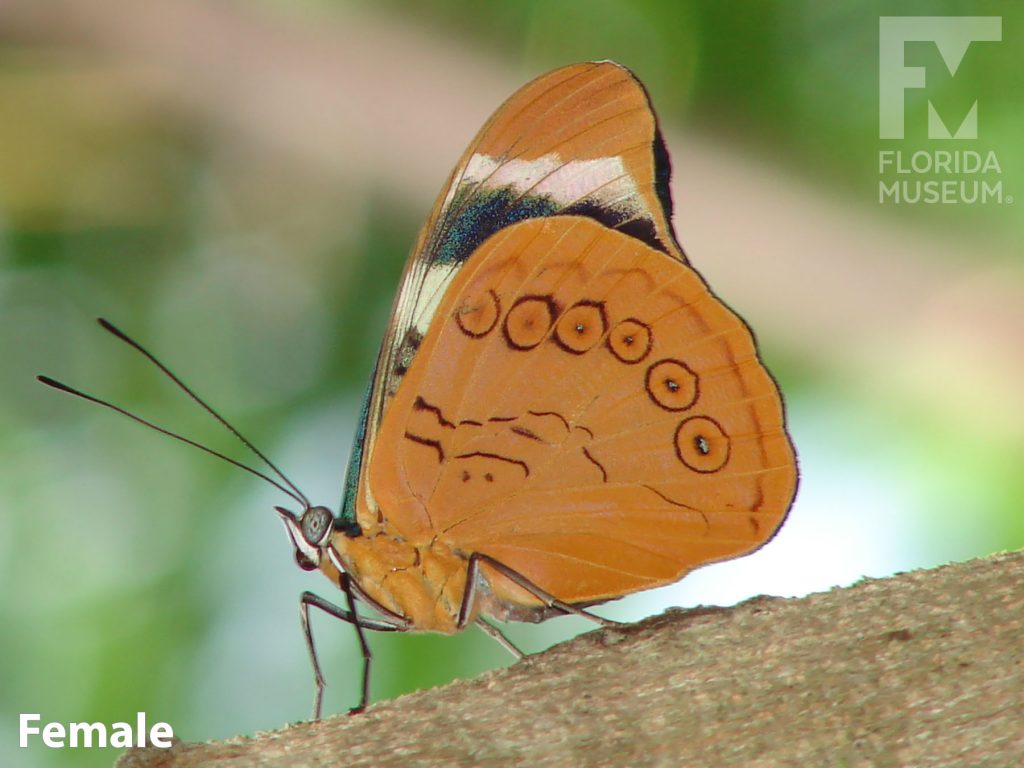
(284, 61, 797, 715)
(324, 529, 470, 633)
(45, 61, 797, 718)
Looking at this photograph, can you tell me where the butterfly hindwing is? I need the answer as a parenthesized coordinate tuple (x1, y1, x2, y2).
(368, 216, 796, 612)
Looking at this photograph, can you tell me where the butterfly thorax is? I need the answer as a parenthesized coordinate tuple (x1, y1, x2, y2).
(324, 527, 471, 634)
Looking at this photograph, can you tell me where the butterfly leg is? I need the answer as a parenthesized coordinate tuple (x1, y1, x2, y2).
(474, 617, 525, 660)
(299, 580, 405, 720)
(459, 552, 626, 631)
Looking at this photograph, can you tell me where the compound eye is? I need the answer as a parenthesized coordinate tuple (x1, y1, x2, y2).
(301, 506, 334, 547)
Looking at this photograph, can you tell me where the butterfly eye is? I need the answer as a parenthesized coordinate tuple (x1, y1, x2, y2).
(300, 506, 334, 547)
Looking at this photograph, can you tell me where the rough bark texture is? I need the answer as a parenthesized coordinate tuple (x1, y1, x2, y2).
(116, 551, 1023, 767)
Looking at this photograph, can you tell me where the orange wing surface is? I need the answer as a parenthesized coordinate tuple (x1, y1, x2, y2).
(366, 215, 796, 612)
(329, 61, 798, 628)
(350, 62, 688, 520)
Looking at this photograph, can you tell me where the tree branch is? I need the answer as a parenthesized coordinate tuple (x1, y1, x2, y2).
(116, 550, 1024, 767)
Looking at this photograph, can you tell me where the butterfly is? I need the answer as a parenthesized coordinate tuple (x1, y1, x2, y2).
(41, 61, 797, 719)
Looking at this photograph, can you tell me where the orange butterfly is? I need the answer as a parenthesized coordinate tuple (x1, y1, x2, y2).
(41, 61, 797, 719)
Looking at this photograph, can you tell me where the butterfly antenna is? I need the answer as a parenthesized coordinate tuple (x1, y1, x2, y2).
(37, 375, 306, 507)
(93, 318, 311, 508)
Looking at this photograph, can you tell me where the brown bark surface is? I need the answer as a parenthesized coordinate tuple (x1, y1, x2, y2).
(116, 550, 1024, 767)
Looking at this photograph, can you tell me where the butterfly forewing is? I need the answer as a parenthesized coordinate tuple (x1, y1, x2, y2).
(348, 63, 687, 523)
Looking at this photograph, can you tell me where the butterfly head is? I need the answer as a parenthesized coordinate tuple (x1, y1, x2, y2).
(276, 505, 337, 571)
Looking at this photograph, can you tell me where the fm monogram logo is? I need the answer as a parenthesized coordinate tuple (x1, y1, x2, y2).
(878, 16, 1010, 206)
(879, 16, 1001, 140)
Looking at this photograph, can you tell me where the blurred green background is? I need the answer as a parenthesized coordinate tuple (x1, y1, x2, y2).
(2, 1, 1021, 766)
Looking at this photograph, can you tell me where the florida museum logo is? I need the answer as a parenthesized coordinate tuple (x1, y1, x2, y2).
(878, 16, 1010, 205)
